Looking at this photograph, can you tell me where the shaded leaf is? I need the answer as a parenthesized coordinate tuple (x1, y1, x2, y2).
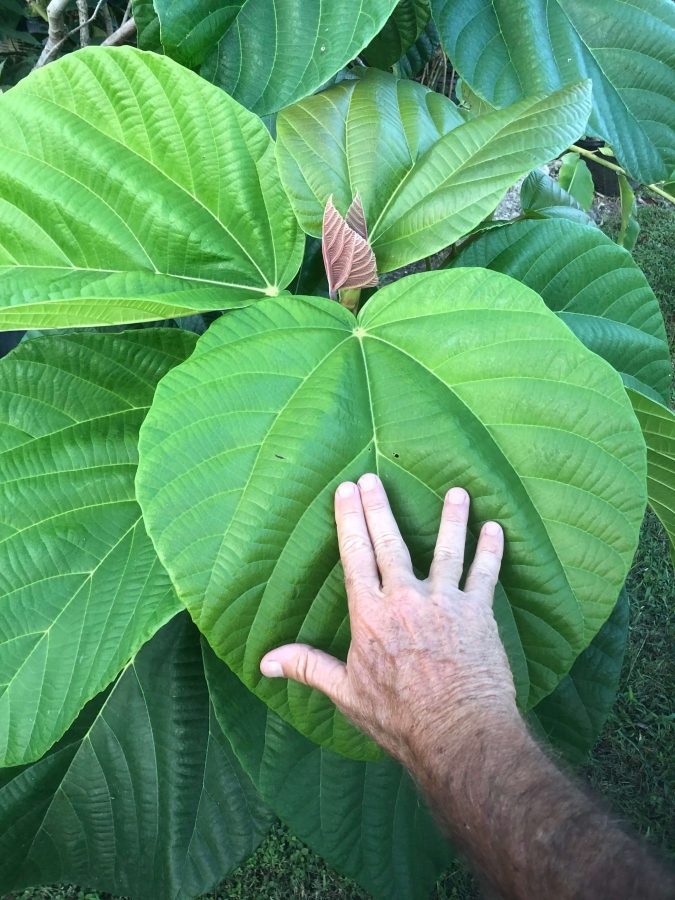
(558, 152, 594, 211)
(626, 389, 675, 566)
(530, 589, 629, 764)
(617, 173, 640, 251)
(137, 269, 645, 760)
(520, 169, 594, 225)
(288, 236, 329, 298)
(397, 16, 440, 77)
(451, 218, 671, 403)
(276, 69, 591, 272)
(431, 0, 675, 183)
(204, 644, 452, 900)
(0, 47, 302, 329)
(157, 0, 400, 116)
(362, 0, 431, 71)
(0, 614, 272, 899)
(0, 328, 196, 765)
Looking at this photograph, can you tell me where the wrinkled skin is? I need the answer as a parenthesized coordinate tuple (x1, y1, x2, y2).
(260, 473, 518, 767)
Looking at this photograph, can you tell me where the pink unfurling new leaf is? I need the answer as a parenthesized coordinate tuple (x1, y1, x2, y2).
(322, 194, 378, 299)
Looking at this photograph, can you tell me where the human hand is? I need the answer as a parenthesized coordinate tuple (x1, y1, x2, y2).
(260, 473, 522, 769)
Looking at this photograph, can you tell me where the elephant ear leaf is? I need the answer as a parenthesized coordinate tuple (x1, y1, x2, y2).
(0, 47, 302, 330)
(137, 268, 646, 760)
(0, 615, 272, 899)
(0, 328, 195, 766)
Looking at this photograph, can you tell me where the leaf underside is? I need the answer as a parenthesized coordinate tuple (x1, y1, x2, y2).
(322, 196, 378, 297)
(137, 269, 646, 760)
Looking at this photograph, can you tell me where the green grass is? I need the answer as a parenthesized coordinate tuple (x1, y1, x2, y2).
(5, 204, 674, 900)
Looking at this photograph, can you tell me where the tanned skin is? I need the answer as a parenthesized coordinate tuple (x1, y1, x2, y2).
(260, 473, 674, 900)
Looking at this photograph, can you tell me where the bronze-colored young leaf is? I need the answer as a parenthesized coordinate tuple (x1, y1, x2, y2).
(322, 196, 378, 299)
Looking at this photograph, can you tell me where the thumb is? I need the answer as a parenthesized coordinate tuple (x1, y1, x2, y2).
(260, 643, 349, 706)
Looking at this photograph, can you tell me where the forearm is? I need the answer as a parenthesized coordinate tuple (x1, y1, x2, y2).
(411, 715, 673, 900)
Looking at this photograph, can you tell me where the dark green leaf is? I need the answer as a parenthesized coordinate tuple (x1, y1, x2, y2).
(204, 644, 452, 900)
(558, 152, 594, 211)
(520, 170, 593, 225)
(362, 0, 431, 71)
(0, 614, 272, 898)
(431, 0, 675, 183)
(530, 590, 629, 764)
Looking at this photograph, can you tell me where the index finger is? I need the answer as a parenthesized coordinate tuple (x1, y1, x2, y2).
(335, 482, 380, 598)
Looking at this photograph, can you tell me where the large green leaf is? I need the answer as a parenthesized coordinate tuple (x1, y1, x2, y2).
(276, 70, 591, 272)
(137, 269, 646, 760)
(0, 614, 272, 899)
(430, 0, 675, 184)
(627, 389, 675, 566)
(362, 0, 431, 71)
(155, 0, 399, 116)
(0, 47, 303, 330)
(0, 328, 196, 766)
(530, 589, 629, 764)
(451, 218, 672, 403)
(204, 644, 453, 900)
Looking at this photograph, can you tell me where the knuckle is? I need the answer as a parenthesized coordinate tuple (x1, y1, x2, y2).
(373, 532, 404, 552)
(433, 544, 462, 563)
(341, 534, 372, 555)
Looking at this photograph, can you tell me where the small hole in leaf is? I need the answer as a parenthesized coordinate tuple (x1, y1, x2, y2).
(393, 452, 400, 459)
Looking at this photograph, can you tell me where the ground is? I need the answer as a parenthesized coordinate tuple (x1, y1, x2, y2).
(5, 204, 675, 900)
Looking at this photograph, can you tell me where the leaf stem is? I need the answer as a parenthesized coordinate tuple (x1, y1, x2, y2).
(570, 144, 674, 205)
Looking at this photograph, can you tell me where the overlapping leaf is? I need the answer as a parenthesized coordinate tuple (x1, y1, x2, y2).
(137, 269, 645, 760)
(0, 615, 272, 899)
(204, 644, 452, 900)
(276, 69, 591, 271)
(530, 590, 629, 764)
(153, 0, 399, 116)
(451, 218, 672, 403)
(520, 170, 593, 225)
(362, 0, 431, 71)
(431, 0, 675, 183)
(0, 328, 196, 766)
(627, 390, 675, 565)
(0, 47, 302, 330)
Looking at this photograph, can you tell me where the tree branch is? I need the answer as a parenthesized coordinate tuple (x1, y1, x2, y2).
(100, 16, 136, 45)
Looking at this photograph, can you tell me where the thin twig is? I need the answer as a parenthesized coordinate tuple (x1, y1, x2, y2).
(76, 0, 89, 46)
(35, 0, 107, 66)
(34, 0, 70, 67)
(570, 143, 675, 205)
(101, 15, 135, 44)
(121, 0, 132, 25)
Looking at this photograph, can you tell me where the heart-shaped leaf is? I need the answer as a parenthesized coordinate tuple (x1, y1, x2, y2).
(137, 269, 646, 760)
(450, 218, 672, 403)
(276, 69, 591, 271)
(0, 47, 303, 330)
(430, 0, 675, 183)
(0, 328, 196, 765)
(0, 614, 272, 899)
(153, 0, 399, 116)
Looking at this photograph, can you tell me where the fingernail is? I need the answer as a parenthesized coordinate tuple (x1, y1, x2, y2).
(447, 487, 467, 505)
(260, 660, 284, 677)
(359, 473, 379, 491)
(484, 521, 501, 536)
(337, 482, 355, 498)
